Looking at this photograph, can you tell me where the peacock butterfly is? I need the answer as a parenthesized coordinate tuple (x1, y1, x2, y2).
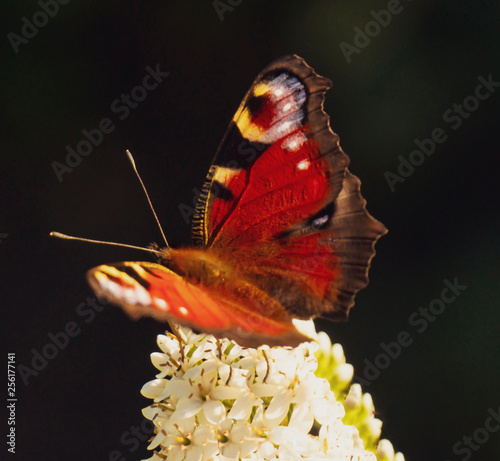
(86, 55, 387, 348)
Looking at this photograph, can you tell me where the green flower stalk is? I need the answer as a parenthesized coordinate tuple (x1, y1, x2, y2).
(315, 331, 405, 461)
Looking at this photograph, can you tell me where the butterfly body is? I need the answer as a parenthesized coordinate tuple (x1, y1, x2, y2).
(87, 55, 387, 347)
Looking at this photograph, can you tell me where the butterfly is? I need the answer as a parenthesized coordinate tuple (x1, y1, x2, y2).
(87, 55, 387, 348)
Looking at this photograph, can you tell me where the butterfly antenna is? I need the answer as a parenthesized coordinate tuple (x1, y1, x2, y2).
(49, 232, 162, 255)
(126, 150, 169, 248)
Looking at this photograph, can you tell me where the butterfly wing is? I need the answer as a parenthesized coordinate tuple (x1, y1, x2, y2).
(244, 171, 386, 321)
(192, 54, 386, 321)
(87, 261, 308, 347)
(192, 54, 349, 248)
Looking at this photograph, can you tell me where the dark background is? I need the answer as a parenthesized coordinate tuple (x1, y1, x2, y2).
(2, 1, 499, 460)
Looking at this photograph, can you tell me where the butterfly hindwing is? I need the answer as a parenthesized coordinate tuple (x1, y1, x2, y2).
(247, 171, 386, 321)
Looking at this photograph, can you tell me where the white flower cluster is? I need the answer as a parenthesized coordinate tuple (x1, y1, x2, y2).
(141, 328, 377, 460)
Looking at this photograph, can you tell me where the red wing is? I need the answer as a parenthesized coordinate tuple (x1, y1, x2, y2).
(191, 55, 386, 321)
(191, 54, 349, 248)
(247, 172, 387, 321)
(86, 261, 308, 347)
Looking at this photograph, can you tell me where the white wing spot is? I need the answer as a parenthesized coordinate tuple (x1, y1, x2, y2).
(97, 270, 152, 306)
(313, 215, 329, 227)
(277, 120, 293, 133)
(282, 102, 292, 112)
(99, 278, 122, 298)
(297, 159, 310, 171)
(154, 298, 169, 311)
(179, 306, 189, 316)
(123, 286, 151, 305)
(282, 132, 307, 152)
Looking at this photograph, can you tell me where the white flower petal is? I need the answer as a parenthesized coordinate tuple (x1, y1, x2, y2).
(172, 397, 203, 420)
(191, 426, 213, 445)
(240, 437, 261, 458)
(312, 395, 344, 425)
(142, 404, 166, 422)
(215, 363, 232, 383)
(266, 391, 292, 422)
(317, 331, 333, 354)
(367, 417, 382, 439)
(221, 441, 240, 458)
(345, 383, 363, 409)
(292, 377, 316, 403)
(202, 442, 219, 460)
(150, 352, 169, 371)
(165, 415, 196, 435)
(331, 343, 346, 363)
(211, 382, 247, 400)
(256, 440, 277, 458)
(227, 394, 258, 420)
(224, 343, 245, 362)
(202, 399, 225, 425)
(229, 422, 251, 443)
(166, 377, 195, 398)
(250, 382, 279, 397)
(157, 334, 180, 354)
(147, 430, 169, 450)
(362, 392, 375, 413)
(186, 445, 202, 461)
(377, 439, 395, 459)
(141, 379, 168, 399)
(271, 426, 319, 457)
(288, 402, 314, 433)
(291, 319, 318, 341)
(336, 363, 354, 383)
(170, 446, 185, 461)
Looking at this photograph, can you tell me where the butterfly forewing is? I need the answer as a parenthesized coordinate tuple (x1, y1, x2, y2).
(192, 55, 349, 249)
(87, 261, 308, 347)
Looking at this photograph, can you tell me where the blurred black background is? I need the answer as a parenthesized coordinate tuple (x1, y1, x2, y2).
(1, 1, 499, 460)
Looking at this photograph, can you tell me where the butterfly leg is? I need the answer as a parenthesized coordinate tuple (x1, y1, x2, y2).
(216, 338, 223, 360)
(168, 320, 185, 363)
(262, 349, 270, 383)
(225, 365, 233, 386)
